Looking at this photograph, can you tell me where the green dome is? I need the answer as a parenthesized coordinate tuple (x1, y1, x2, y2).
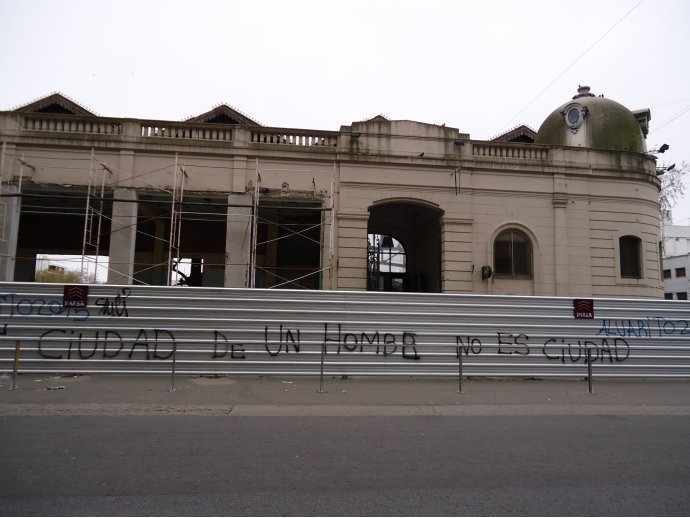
(535, 86, 646, 153)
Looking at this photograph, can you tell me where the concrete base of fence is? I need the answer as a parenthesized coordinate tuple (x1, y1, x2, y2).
(1, 374, 689, 416)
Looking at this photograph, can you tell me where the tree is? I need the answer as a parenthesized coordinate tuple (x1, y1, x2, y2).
(659, 161, 688, 216)
(35, 268, 96, 284)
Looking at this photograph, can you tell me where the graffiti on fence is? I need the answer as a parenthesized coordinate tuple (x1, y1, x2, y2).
(95, 288, 131, 318)
(456, 334, 630, 363)
(597, 317, 689, 338)
(323, 323, 420, 360)
(0, 294, 90, 321)
(27, 324, 631, 363)
(2, 289, 688, 365)
(38, 328, 176, 360)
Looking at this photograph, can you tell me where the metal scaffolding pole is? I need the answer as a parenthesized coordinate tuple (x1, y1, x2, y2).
(249, 158, 260, 288)
(81, 150, 111, 281)
(248, 159, 337, 290)
(167, 154, 187, 286)
(0, 142, 7, 245)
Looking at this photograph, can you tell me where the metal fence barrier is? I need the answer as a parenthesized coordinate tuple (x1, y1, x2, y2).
(1, 283, 689, 392)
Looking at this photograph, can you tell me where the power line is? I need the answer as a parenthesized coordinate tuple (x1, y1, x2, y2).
(497, 0, 645, 133)
(650, 104, 690, 134)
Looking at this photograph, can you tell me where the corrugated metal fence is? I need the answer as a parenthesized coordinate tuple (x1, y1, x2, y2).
(1, 283, 689, 384)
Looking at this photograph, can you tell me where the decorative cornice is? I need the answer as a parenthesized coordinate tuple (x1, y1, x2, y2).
(553, 195, 569, 208)
(336, 211, 369, 221)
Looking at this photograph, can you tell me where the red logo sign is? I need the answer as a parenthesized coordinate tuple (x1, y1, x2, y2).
(573, 299, 594, 319)
(63, 285, 89, 308)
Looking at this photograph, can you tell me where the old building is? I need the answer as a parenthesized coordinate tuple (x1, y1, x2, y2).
(0, 87, 663, 297)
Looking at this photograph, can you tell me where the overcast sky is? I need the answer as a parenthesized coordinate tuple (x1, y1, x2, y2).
(2, 0, 688, 223)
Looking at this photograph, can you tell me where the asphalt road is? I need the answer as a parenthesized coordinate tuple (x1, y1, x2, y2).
(2, 414, 689, 516)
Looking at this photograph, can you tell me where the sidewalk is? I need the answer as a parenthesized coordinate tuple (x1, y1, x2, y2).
(1, 373, 689, 416)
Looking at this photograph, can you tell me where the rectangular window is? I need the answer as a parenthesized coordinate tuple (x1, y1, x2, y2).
(675, 267, 686, 278)
(663, 269, 672, 279)
(664, 293, 674, 300)
(677, 292, 688, 300)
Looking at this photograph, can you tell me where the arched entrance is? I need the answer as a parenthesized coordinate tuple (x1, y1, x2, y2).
(367, 200, 443, 292)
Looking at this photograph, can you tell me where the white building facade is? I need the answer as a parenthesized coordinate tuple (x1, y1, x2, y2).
(662, 212, 690, 299)
(0, 88, 663, 298)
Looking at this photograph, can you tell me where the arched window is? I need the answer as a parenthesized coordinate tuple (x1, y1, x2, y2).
(619, 235, 642, 278)
(494, 229, 532, 278)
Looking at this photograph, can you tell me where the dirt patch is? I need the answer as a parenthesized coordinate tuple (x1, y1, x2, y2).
(189, 375, 237, 386)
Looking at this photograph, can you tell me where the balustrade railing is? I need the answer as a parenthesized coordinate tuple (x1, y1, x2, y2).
(473, 142, 549, 160)
(22, 114, 122, 135)
(18, 114, 556, 159)
(251, 128, 338, 147)
(140, 122, 233, 141)
(18, 114, 233, 142)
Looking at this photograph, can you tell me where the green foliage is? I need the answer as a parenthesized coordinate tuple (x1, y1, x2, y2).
(35, 268, 96, 284)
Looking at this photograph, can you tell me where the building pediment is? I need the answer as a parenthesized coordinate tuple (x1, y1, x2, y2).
(13, 92, 96, 116)
(186, 104, 261, 126)
(363, 114, 390, 122)
(491, 125, 537, 144)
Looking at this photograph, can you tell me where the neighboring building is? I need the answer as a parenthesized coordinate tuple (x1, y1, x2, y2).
(662, 254, 689, 300)
(34, 256, 68, 274)
(661, 211, 690, 299)
(662, 211, 690, 257)
(0, 87, 663, 297)
(35, 254, 71, 274)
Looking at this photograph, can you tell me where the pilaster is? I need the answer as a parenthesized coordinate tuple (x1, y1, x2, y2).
(225, 193, 252, 287)
(107, 189, 138, 284)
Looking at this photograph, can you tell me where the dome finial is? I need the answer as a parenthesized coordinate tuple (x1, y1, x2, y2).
(573, 85, 594, 99)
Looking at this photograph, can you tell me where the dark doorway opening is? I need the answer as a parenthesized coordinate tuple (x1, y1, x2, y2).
(134, 193, 227, 286)
(255, 201, 322, 289)
(367, 201, 443, 292)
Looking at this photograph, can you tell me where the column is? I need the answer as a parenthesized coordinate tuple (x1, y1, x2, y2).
(441, 217, 474, 293)
(553, 195, 569, 296)
(225, 193, 252, 288)
(107, 189, 138, 284)
(336, 211, 369, 291)
(0, 184, 20, 281)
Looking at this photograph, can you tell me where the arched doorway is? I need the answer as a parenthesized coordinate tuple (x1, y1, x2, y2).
(367, 200, 443, 292)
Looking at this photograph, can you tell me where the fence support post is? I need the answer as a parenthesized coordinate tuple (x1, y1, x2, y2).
(457, 348, 464, 394)
(170, 340, 177, 392)
(9, 340, 21, 391)
(319, 342, 325, 393)
(587, 347, 593, 394)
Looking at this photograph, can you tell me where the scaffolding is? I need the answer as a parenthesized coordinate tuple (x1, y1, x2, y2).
(0, 151, 32, 281)
(0, 142, 8, 248)
(77, 152, 188, 286)
(167, 154, 187, 286)
(0, 143, 17, 279)
(80, 149, 111, 282)
(249, 159, 335, 290)
(1, 148, 337, 289)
